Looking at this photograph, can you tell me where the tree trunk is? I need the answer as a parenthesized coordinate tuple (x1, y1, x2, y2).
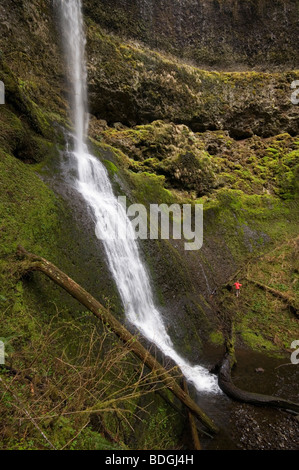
(218, 340, 299, 414)
(16, 246, 219, 434)
(183, 379, 202, 450)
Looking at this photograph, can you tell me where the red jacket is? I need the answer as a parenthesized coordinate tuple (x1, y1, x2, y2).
(234, 282, 242, 290)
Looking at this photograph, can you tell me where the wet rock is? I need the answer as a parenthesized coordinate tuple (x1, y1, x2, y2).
(84, 0, 299, 69)
(86, 25, 299, 137)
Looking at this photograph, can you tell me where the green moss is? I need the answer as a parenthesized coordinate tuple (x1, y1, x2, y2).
(236, 297, 296, 354)
(128, 171, 175, 206)
(209, 330, 225, 346)
(135, 399, 182, 450)
(1, 58, 53, 138)
(0, 143, 185, 450)
(0, 147, 62, 354)
(0, 107, 25, 155)
(219, 229, 299, 354)
(239, 319, 277, 352)
(101, 122, 299, 204)
(6, 421, 122, 451)
(0, 150, 59, 257)
(104, 159, 119, 176)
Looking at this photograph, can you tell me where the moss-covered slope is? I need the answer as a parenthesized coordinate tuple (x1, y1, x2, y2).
(0, 0, 298, 451)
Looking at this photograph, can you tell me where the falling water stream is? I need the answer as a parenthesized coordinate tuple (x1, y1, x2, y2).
(58, 0, 219, 393)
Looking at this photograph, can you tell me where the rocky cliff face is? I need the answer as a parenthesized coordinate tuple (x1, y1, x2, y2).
(86, 24, 299, 137)
(0, 0, 298, 450)
(84, 0, 299, 69)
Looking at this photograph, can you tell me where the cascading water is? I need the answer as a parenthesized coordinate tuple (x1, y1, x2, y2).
(58, 0, 219, 393)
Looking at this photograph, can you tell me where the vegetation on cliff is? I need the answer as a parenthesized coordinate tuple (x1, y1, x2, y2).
(86, 22, 299, 137)
(0, 0, 298, 451)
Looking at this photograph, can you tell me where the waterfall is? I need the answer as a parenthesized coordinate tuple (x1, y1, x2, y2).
(57, 0, 219, 393)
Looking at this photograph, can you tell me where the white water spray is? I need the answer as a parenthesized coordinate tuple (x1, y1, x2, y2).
(58, 0, 219, 393)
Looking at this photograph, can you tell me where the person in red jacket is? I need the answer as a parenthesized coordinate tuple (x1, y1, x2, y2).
(234, 281, 242, 297)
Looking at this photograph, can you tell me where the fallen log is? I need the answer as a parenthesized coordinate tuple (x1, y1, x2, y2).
(246, 277, 298, 317)
(182, 379, 201, 450)
(16, 246, 219, 434)
(218, 339, 299, 414)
